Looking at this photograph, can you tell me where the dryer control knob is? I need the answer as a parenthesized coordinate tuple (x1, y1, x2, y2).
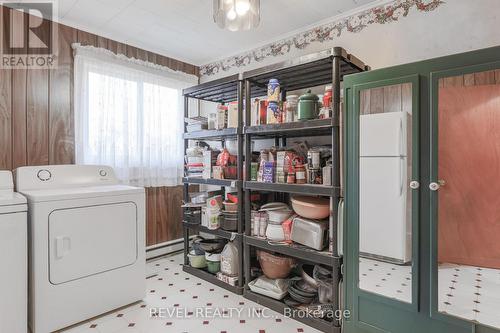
(99, 169, 107, 177)
(37, 169, 51, 181)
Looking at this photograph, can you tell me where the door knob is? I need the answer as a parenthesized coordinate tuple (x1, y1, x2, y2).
(429, 180, 445, 191)
(409, 181, 420, 189)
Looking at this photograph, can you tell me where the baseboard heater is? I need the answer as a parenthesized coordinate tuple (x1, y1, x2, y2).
(146, 236, 195, 260)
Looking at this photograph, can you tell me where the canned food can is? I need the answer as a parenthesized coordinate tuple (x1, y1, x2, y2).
(267, 78, 280, 102)
(308, 149, 321, 170)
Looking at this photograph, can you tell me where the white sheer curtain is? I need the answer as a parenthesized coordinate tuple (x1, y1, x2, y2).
(73, 44, 198, 187)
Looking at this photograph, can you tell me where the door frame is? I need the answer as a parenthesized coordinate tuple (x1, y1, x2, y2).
(343, 45, 500, 333)
(428, 60, 500, 328)
(345, 74, 420, 332)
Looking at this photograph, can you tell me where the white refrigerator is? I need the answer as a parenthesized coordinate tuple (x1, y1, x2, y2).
(359, 111, 411, 264)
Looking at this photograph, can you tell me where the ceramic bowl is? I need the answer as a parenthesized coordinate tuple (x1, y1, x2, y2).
(291, 196, 330, 219)
(257, 251, 295, 279)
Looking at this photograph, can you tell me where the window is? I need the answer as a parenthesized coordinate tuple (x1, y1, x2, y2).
(74, 44, 198, 187)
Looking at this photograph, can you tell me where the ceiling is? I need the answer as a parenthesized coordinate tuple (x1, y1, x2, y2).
(53, 0, 378, 65)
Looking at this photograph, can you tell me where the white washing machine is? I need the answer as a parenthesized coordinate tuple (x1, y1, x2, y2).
(0, 171, 27, 333)
(15, 165, 146, 333)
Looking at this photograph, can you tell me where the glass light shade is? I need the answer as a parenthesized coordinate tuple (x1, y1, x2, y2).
(213, 0, 260, 31)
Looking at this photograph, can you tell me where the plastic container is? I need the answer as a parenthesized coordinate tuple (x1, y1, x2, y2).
(188, 251, 207, 268)
(220, 242, 239, 277)
(205, 252, 221, 274)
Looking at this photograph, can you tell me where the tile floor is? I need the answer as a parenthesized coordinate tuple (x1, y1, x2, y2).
(60, 252, 322, 333)
(359, 257, 500, 329)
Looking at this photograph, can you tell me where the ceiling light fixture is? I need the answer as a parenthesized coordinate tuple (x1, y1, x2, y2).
(213, 0, 260, 32)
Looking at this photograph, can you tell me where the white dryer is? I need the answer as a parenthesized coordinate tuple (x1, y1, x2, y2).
(0, 171, 27, 333)
(15, 165, 146, 333)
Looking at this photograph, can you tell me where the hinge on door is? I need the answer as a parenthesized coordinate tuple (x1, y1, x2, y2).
(340, 263, 344, 276)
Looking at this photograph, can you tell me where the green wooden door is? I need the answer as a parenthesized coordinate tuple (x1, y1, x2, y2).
(343, 46, 500, 333)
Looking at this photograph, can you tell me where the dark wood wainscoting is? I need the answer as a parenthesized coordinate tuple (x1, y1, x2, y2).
(145, 186, 184, 247)
(0, 6, 198, 246)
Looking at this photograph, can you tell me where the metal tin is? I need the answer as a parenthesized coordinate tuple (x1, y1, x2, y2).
(267, 78, 280, 102)
(297, 90, 319, 120)
(307, 149, 321, 170)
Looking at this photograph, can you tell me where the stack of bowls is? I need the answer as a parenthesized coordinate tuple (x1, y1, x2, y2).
(260, 203, 293, 242)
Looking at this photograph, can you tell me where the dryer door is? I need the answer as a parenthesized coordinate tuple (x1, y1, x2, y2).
(49, 202, 138, 284)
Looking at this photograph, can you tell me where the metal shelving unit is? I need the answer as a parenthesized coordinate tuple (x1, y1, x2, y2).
(181, 74, 245, 295)
(244, 181, 339, 197)
(182, 265, 243, 295)
(244, 235, 341, 267)
(242, 47, 368, 333)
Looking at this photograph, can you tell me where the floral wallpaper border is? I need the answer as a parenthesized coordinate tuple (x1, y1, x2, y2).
(200, 0, 445, 77)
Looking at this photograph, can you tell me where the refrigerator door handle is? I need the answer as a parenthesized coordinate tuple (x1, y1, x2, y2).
(399, 117, 404, 156)
(399, 157, 404, 196)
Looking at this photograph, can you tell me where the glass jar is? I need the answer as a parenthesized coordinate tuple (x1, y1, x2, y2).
(295, 164, 306, 184)
(286, 95, 298, 122)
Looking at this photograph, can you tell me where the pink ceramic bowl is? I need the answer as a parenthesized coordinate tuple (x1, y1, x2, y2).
(291, 196, 330, 220)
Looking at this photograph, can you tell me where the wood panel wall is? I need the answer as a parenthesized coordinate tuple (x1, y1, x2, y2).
(437, 70, 500, 268)
(0, 6, 197, 246)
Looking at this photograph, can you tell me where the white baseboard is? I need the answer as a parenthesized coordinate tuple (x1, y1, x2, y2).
(145, 236, 194, 260)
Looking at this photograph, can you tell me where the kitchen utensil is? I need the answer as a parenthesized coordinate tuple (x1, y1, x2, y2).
(265, 223, 285, 241)
(195, 238, 226, 253)
(298, 90, 319, 120)
(299, 264, 319, 288)
(257, 251, 295, 279)
(191, 240, 205, 255)
(291, 196, 330, 220)
(188, 251, 207, 268)
(260, 202, 289, 211)
(267, 208, 293, 224)
(291, 217, 329, 250)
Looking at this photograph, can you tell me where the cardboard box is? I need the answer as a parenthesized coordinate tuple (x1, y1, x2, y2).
(216, 272, 238, 286)
(227, 102, 239, 128)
